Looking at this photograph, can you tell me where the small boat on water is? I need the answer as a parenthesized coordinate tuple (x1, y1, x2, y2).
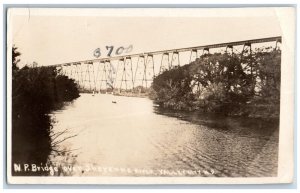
(112, 101, 117, 104)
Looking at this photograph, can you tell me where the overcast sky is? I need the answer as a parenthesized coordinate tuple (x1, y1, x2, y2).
(9, 8, 282, 67)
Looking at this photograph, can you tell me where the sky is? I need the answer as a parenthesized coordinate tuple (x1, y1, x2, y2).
(9, 8, 282, 67)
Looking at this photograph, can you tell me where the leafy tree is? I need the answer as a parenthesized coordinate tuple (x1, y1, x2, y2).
(12, 45, 21, 71)
(12, 47, 80, 176)
(151, 48, 281, 118)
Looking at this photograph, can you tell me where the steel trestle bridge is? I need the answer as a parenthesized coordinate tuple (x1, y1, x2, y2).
(52, 36, 281, 92)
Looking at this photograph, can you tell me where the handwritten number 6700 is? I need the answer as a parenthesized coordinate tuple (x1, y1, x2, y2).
(94, 45, 133, 58)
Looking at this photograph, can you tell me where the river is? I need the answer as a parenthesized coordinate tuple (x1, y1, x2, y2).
(49, 93, 279, 177)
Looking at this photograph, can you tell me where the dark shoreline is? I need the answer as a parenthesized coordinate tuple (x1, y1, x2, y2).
(12, 65, 80, 176)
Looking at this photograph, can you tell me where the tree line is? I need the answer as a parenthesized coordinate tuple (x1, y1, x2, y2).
(12, 46, 80, 175)
(150, 47, 281, 118)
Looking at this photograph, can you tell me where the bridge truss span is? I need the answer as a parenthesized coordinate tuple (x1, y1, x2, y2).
(53, 36, 281, 93)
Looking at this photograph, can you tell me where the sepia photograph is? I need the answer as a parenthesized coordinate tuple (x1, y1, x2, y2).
(6, 7, 295, 184)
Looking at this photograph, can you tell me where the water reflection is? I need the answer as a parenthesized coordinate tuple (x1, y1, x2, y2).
(50, 94, 278, 177)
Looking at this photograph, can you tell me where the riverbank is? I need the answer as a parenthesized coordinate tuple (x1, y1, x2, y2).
(113, 92, 149, 98)
(12, 62, 80, 176)
(155, 100, 279, 119)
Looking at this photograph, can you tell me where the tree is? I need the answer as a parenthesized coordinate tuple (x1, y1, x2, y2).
(151, 48, 281, 117)
(12, 47, 80, 176)
(12, 45, 21, 71)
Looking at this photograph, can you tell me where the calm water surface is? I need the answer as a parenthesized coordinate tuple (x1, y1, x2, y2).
(50, 93, 279, 177)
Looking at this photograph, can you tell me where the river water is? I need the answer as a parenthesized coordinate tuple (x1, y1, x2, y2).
(49, 93, 279, 177)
